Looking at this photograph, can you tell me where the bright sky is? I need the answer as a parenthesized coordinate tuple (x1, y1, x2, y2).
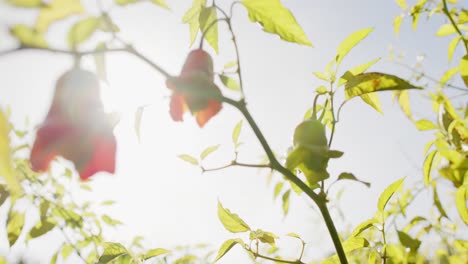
(0, 0, 466, 263)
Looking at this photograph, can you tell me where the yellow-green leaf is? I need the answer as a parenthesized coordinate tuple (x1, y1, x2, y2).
(35, 0, 84, 32)
(440, 67, 459, 87)
(378, 177, 405, 212)
(178, 154, 199, 165)
(28, 218, 56, 239)
(423, 151, 437, 186)
(360, 93, 383, 114)
(436, 24, 456, 37)
(338, 58, 380, 87)
(143, 248, 171, 260)
(395, 0, 407, 9)
(459, 9, 468, 24)
(68, 17, 101, 48)
(99, 242, 128, 263)
(396, 90, 412, 119)
(336, 28, 373, 66)
(448, 36, 461, 62)
(342, 237, 370, 252)
(232, 120, 243, 145)
(415, 119, 438, 131)
(10, 24, 47, 48)
(217, 201, 250, 233)
(433, 186, 448, 218)
(345, 72, 422, 100)
(0, 110, 21, 195)
(351, 218, 379, 237)
(182, 0, 206, 46)
(214, 238, 244, 262)
(149, 0, 169, 9)
(273, 182, 283, 199)
(282, 189, 291, 215)
(393, 15, 403, 37)
(455, 185, 468, 224)
(460, 55, 468, 87)
(219, 75, 240, 91)
(7, 0, 43, 7)
(7, 211, 25, 246)
(199, 6, 218, 53)
(241, 0, 312, 46)
(200, 144, 220, 160)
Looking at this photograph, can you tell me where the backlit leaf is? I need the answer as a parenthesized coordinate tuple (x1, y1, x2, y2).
(149, 0, 169, 9)
(433, 186, 448, 218)
(99, 242, 128, 263)
(337, 172, 371, 188)
(143, 248, 171, 260)
(10, 24, 47, 48)
(7, 211, 25, 246)
(214, 238, 244, 262)
(28, 218, 56, 239)
(178, 154, 198, 165)
(217, 201, 250, 233)
(455, 185, 468, 224)
(7, 0, 42, 7)
(338, 58, 380, 87)
(351, 218, 379, 237)
(199, 6, 218, 53)
(0, 109, 21, 195)
(241, 0, 312, 46)
(232, 120, 243, 145)
(395, 90, 412, 119)
(436, 24, 456, 36)
(397, 230, 421, 250)
(460, 55, 468, 87)
(415, 119, 438, 131)
(219, 75, 240, 91)
(393, 15, 403, 37)
(182, 0, 206, 46)
(440, 67, 459, 87)
(273, 182, 283, 199)
(395, 0, 407, 9)
(282, 189, 291, 215)
(342, 237, 370, 252)
(360, 93, 383, 114)
(448, 36, 461, 62)
(200, 144, 220, 160)
(378, 177, 405, 212)
(423, 151, 437, 186)
(336, 28, 373, 66)
(68, 17, 101, 48)
(35, 0, 84, 32)
(345, 72, 422, 100)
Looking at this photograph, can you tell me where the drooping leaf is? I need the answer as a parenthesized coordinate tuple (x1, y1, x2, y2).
(415, 119, 438, 131)
(217, 201, 250, 233)
(182, 0, 206, 46)
(68, 17, 102, 48)
(393, 15, 403, 37)
(199, 6, 219, 53)
(178, 154, 199, 165)
(377, 177, 405, 212)
(99, 242, 128, 263)
(423, 151, 437, 186)
(273, 182, 283, 199)
(149, 0, 169, 9)
(282, 189, 291, 215)
(7, 0, 42, 8)
(460, 55, 468, 87)
(219, 75, 240, 91)
(455, 185, 468, 224)
(0, 110, 21, 195)
(143, 248, 171, 260)
(395, 0, 407, 9)
(397, 230, 421, 251)
(28, 218, 56, 239)
(200, 144, 220, 160)
(351, 218, 379, 237)
(213, 239, 244, 262)
(448, 36, 461, 62)
(232, 120, 243, 146)
(336, 28, 373, 66)
(7, 211, 25, 246)
(35, 0, 84, 32)
(436, 24, 457, 37)
(10, 24, 47, 48)
(102, 215, 123, 226)
(360, 93, 383, 114)
(440, 67, 459, 87)
(241, 0, 313, 46)
(61, 244, 73, 260)
(345, 72, 422, 100)
(395, 90, 412, 119)
(337, 172, 371, 188)
(433, 186, 448, 218)
(338, 58, 380, 87)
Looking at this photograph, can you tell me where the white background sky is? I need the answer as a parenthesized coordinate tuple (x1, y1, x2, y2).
(0, 0, 467, 263)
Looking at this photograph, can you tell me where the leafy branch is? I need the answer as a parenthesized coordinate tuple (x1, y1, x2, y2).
(442, 0, 468, 53)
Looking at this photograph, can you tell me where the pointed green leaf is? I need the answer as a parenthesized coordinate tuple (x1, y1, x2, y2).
(35, 0, 84, 32)
(440, 67, 459, 87)
(436, 24, 457, 36)
(149, 0, 169, 9)
(455, 185, 468, 224)
(200, 144, 220, 160)
(224, 61, 237, 69)
(395, 0, 407, 9)
(282, 189, 291, 215)
(232, 120, 243, 145)
(102, 215, 123, 226)
(338, 58, 380, 87)
(143, 248, 171, 260)
(415, 119, 438, 131)
(423, 151, 437, 186)
(458, 9, 468, 24)
(7, 0, 42, 7)
(219, 75, 240, 91)
(182, 0, 206, 46)
(99, 242, 128, 263)
(273, 182, 283, 199)
(336, 28, 373, 66)
(393, 15, 403, 37)
(178, 154, 199, 165)
(433, 186, 448, 218)
(360, 93, 383, 114)
(61, 244, 73, 260)
(7, 211, 25, 246)
(345, 72, 422, 100)
(313, 72, 329, 81)
(0, 110, 21, 196)
(337, 172, 371, 188)
(199, 7, 218, 53)
(67, 17, 101, 48)
(351, 218, 379, 237)
(460, 55, 468, 87)
(378, 177, 405, 211)
(28, 218, 56, 239)
(397, 230, 421, 250)
(342, 237, 370, 253)
(448, 36, 461, 62)
(217, 201, 250, 233)
(396, 90, 412, 119)
(241, 0, 312, 46)
(214, 238, 244, 262)
(10, 24, 47, 48)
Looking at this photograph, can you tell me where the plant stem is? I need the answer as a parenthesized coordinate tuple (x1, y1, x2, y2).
(442, 0, 468, 54)
(251, 251, 304, 264)
(201, 161, 270, 172)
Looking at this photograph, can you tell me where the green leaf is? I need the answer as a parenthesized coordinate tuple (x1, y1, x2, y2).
(393, 15, 403, 37)
(61, 244, 73, 260)
(219, 75, 240, 91)
(10, 24, 47, 48)
(423, 151, 437, 186)
(337, 172, 371, 188)
(7, 211, 25, 246)
(313, 72, 329, 81)
(251, 229, 278, 245)
(143, 248, 171, 260)
(241, 0, 313, 46)
(448, 36, 461, 62)
(315, 85, 328, 94)
(99, 242, 128, 263)
(378, 177, 405, 212)
(351, 218, 379, 237)
(7, 0, 42, 7)
(199, 7, 218, 53)
(338, 58, 381, 87)
(200, 145, 220, 160)
(415, 119, 438, 131)
(460, 55, 468, 87)
(336, 28, 373, 66)
(214, 239, 244, 262)
(286, 232, 302, 240)
(178, 154, 199, 165)
(433, 186, 448, 218)
(115, 0, 138, 5)
(282, 189, 291, 215)
(0, 109, 22, 195)
(397, 230, 421, 251)
(436, 24, 457, 36)
(28, 218, 56, 239)
(182, 0, 206, 46)
(395, 90, 412, 119)
(395, 0, 407, 9)
(440, 67, 459, 87)
(232, 120, 243, 145)
(102, 215, 123, 226)
(459, 9, 468, 24)
(0, 185, 8, 207)
(68, 17, 101, 48)
(217, 201, 251, 233)
(456, 185, 468, 225)
(135, 106, 145, 143)
(273, 182, 283, 199)
(224, 61, 237, 69)
(360, 93, 383, 114)
(342, 237, 370, 253)
(35, 0, 84, 32)
(149, 0, 169, 9)
(345, 72, 422, 100)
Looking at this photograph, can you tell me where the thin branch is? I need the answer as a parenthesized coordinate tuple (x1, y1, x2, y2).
(199, 18, 227, 49)
(442, 0, 468, 53)
(201, 160, 271, 172)
(252, 252, 304, 264)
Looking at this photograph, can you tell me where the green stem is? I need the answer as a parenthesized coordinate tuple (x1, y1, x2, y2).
(442, 0, 468, 54)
